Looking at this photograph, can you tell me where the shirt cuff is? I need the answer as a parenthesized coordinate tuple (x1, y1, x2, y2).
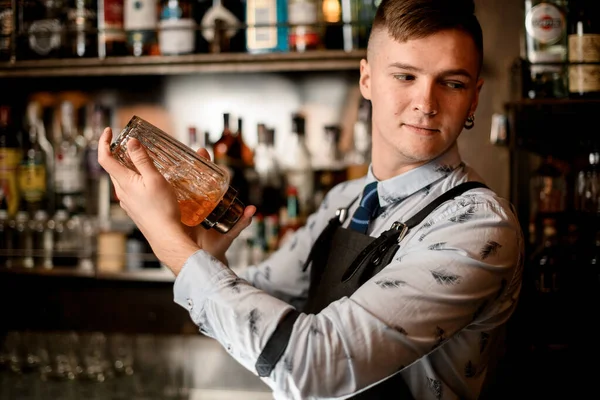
(173, 249, 237, 324)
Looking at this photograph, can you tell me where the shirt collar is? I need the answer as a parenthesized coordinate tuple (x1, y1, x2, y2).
(365, 144, 464, 208)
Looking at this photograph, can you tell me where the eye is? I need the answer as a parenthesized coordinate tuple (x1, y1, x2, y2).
(393, 74, 415, 81)
(444, 81, 466, 89)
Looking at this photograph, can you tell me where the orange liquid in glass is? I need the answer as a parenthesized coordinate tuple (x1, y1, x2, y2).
(177, 189, 225, 227)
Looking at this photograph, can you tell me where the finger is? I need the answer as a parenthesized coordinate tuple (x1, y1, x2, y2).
(223, 205, 256, 239)
(127, 138, 160, 179)
(196, 148, 211, 161)
(109, 176, 124, 201)
(98, 127, 137, 183)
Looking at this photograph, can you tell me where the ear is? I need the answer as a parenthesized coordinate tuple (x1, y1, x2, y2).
(469, 78, 484, 115)
(359, 59, 372, 101)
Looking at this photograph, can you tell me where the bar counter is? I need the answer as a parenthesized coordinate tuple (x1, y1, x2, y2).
(0, 333, 272, 400)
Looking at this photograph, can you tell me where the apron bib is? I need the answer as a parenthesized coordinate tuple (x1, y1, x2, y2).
(255, 181, 489, 399)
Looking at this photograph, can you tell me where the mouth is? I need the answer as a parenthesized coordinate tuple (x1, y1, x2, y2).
(402, 124, 440, 135)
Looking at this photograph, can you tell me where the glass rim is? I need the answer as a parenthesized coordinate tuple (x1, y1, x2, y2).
(109, 115, 143, 155)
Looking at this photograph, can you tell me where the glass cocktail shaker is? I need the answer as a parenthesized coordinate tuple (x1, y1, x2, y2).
(110, 116, 244, 233)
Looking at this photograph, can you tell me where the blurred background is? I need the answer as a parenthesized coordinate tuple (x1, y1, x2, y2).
(0, 0, 599, 398)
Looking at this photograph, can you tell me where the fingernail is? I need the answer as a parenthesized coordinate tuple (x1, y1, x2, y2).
(128, 139, 140, 152)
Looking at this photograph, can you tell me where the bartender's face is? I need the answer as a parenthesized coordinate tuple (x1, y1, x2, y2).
(359, 28, 484, 179)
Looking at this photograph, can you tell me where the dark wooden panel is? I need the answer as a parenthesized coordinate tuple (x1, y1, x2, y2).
(0, 273, 196, 334)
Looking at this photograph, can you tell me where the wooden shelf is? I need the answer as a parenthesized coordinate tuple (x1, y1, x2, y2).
(505, 98, 600, 107)
(0, 265, 175, 282)
(504, 97, 600, 159)
(0, 266, 95, 278)
(0, 50, 366, 78)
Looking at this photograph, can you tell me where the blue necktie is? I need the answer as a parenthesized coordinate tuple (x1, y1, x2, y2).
(349, 181, 380, 234)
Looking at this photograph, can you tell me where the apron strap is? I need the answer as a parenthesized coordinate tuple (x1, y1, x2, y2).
(341, 181, 489, 283)
(255, 309, 301, 377)
(403, 181, 488, 229)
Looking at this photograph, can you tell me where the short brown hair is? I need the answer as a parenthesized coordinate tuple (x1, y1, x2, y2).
(369, 0, 484, 72)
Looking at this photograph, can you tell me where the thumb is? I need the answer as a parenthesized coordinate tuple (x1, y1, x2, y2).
(127, 138, 159, 177)
(224, 205, 256, 239)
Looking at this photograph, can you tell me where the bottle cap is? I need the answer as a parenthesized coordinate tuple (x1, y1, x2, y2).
(201, 186, 244, 234)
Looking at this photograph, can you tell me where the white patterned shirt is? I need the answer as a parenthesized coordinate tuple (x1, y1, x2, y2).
(173, 143, 524, 400)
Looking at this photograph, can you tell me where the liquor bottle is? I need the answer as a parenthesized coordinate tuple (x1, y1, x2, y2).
(124, 0, 158, 56)
(213, 112, 235, 163)
(193, 0, 212, 53)
(568, 0, 600, 98)
(236, 117, 254, 168)
(64, 0, 98, 58)
(16, 0, 66, 59)
(528, 217, 571, 348)
(523, 0, 569, 99)
(246, 0, 288, 53)
(0, 208, 10, 266)
(213, 113, 250, 205)
(278, 185, 302, 247)
(586, 230, 600, 301)
(530, 217, 563, 294)
(528, 155, 568, 249)
(0, 0, 13, 61)
(345, 97, 371, 180)
(18, 101, 50, 215)
(339, 0, 374, 51)
(200, 0, 242, 53)
(281, 113, 313, 216)
(83, 103, 108, 216)
(574, 151, 599, 213)
(253, 123, 284, 217)
(51, 209, 80, 267)
(288, 0, 320, 52)
(31, 209, 53, 268)
(158, 0, 196, 55)
(0, 105, 22, 217)
(97, 0, 128, 58)
(322, 0, 343, 50)
(204, 130, 214, 160)
(357, 0, 376, 49)
(187, 126, 200, 151)
(13, 210, 34, 268)
(54, 101, 85, 214)
(222, 0, 245, 52)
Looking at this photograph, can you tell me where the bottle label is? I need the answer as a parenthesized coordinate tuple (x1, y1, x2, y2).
(247, 0, 278, 50)
(288, 0, 319, 50)
(568, 64, 600, 94)
(86, 147, 104, 179)
(158, 18, 195, 55)
(0, 148, 21, 216)
(124, 0, 157, 30)
(28, 19, 62, 55)
(0, 8, 13, 53)
(525, 3, 565, 45)
(568, 34, 600, 63)
(55, 153, 84, 193)
(18, 164, 47, 203)
(288, 0, 317, 26)
(99, 0, 126, 42)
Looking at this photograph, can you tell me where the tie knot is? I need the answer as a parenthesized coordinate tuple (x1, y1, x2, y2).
(360, 181, 379, 216)
(348, 181, 380, 233)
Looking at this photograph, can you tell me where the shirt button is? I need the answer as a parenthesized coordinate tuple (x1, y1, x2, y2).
(187, 298, 194, 310)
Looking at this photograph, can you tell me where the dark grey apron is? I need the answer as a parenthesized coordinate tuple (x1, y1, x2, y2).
(255, 181, 488, 399)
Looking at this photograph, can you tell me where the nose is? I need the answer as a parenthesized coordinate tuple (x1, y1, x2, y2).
(413, 80, 438, 117)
